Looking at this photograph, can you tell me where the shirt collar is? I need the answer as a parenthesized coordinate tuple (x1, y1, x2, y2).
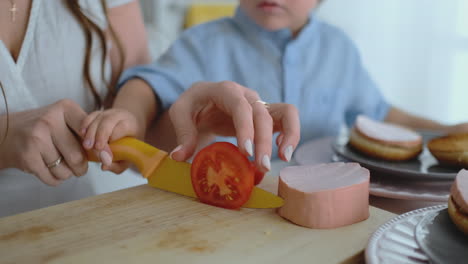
(233, 7, 318, 50)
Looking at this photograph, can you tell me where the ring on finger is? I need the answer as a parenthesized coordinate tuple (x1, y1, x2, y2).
(252, 100, 270, 109)
(46, 156, 63, 169)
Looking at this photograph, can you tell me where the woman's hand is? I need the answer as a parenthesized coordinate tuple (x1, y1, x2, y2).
(0, 99, 88, 186)
(80, 108, 142, 173)
(168, 81, 301, 172)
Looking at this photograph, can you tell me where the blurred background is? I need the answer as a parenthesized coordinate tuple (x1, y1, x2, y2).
(97, 0, 468, 194)
(140, 0, 468, 124)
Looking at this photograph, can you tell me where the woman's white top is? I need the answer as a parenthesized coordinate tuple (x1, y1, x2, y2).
(0, 0, 142, 218)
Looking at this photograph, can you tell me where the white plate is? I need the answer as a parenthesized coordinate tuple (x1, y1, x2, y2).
(366, 205, 447, 264)
(294, 138, 451, 202)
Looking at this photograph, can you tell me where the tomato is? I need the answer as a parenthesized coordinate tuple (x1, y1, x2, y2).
(191, 142, 255, 209)
(253, 164, 265, 185)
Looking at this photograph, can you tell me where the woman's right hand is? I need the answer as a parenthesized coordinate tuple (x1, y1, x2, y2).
(0, 99, 89, 186)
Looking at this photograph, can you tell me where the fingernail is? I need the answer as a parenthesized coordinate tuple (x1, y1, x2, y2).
(169, 145, 183, 160)
(100, 151, 112, 166)
(262, 154, 271, 171)
(84, 139, 93, 149)
(284, 145, 293, 162)
(244, 139, 253, 157)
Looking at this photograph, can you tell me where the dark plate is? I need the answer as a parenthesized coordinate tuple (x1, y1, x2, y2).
(414, 208, 468, 264)
(331, 130, 460, 180)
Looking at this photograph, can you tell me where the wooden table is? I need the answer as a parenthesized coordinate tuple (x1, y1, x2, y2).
(0, 175, 395, 264)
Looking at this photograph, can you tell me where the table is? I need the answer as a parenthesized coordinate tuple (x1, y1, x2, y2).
(0, 168, 395, 264)
(0, 159, 442, 264)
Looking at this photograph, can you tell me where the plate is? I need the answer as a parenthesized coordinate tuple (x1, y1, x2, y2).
(332, 131, 460, 181)
(366, 205, 447, 264)
(369, 174, 450, 202)
(414, 208, 468, 264)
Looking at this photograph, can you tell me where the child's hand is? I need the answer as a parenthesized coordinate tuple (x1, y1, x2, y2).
(80, 109, 141, 173)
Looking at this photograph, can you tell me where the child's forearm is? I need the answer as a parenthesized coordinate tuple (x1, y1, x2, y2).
(113, 78, 157, 139)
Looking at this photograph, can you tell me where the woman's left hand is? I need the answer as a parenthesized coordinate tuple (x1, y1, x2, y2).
(168, 81, 301, 172)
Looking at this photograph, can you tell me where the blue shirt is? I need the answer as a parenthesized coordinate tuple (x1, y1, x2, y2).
(119, 8, 390, 156)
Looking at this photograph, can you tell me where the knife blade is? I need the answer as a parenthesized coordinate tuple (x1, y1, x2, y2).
(87, 137, 284, 209)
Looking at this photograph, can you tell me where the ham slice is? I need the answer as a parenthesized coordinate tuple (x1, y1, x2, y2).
(355, 115, 422, 148)
(451, 169, 468, 214)
(277, 162, 370, 229)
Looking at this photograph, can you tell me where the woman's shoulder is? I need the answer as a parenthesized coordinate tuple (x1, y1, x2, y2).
(78, 0, 133, 9)
(76, 0, 134, 28)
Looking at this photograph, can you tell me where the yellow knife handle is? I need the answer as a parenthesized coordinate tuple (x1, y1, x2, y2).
(86, 137, 168, 178)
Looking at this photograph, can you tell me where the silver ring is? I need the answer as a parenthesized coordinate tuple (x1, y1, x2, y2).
(253, 100, 270, 109)
(46, 156, 63, 169)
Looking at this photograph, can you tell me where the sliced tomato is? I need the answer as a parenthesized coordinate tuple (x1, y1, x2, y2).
(253, 163, 265, 185)
(191, 142, 254, 209)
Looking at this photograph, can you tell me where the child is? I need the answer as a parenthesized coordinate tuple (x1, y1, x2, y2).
(82, 0, 468, 172)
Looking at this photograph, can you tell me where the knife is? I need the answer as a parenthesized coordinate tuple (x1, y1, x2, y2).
(87, 137, 284, 209)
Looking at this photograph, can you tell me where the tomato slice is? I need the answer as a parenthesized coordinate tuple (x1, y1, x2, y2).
(191, 142, 254, 209)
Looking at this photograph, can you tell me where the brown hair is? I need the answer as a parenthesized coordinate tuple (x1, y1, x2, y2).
(0, 81, 8, 146)
(66, 0, 125, 109)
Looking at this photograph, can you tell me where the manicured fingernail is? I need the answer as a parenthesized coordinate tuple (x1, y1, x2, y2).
(262, 154, 271, 171)
(284, 145, 293, 162)
(244, 139, 253, 157)
(100, 151, 112, 166)
(169, 145, 183, 160)
(83, 139, 92, 149)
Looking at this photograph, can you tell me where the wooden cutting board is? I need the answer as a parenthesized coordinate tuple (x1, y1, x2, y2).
(0, 176, 395, 264)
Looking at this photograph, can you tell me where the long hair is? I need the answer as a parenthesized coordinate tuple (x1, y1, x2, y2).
(0, 81, 8, 146)
(65, 0, 125, 109)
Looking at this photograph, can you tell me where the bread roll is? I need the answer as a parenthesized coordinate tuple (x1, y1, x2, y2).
(428, 133, 468, 168)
